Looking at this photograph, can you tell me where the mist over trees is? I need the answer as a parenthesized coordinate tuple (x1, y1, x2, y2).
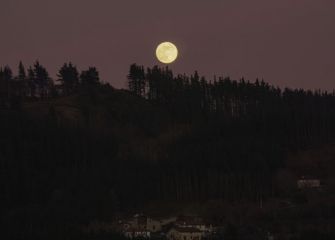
(1, 61, 335, 238)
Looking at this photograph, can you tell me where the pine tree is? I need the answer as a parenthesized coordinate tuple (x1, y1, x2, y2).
(27, 67, 36, 98)
(0, 68, 4, 103)
(3, 66, 13, 100)
(34, 61, 51, 99)
(127, 64, 145, 96)
(17, 61, 27, 98)
(57, 62, 79, 95)
(80, 67, 100, 86)
(18, 61, 26, 81)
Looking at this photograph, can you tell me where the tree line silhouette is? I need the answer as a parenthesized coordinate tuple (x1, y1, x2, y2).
(124, 64, 335, 204)
(0, 61, 100, 107)
(128, 63, 335, 150)
(1, 61, 335, 238)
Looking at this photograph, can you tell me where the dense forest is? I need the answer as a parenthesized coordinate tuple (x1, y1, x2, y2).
(1, 61, 335, 239)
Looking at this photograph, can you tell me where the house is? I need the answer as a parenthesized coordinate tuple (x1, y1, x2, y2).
(130, 214, 177, 233)
(297, 176, 321, 189)
(148, 216, 178, 232)
(146, 217, 163, 232)
(167, 227, 202, 240)
(159, 216, 178, 227)
(120, 214, 217, 240)
(120, 214, 149, 231)
(124, 228, 151, 239)
(175, 216, 212, 233)
(121, 214, 178, 238)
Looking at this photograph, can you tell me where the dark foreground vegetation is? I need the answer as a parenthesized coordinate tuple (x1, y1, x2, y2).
(1, 61, 335, 239)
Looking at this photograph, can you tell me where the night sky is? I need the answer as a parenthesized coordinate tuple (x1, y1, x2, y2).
(1, 0, 334, 90)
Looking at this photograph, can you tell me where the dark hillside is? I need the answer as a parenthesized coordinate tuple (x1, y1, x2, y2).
(1, 64, 335, 239)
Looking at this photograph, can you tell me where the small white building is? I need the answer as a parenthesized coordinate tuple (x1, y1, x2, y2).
(122, 214, 178, 238)
(146, 216, 177, 232)
(175, 216, 212, 233)
(124, 228, 151, 239)
(297, 176, 321, 189)
(167, 227, 202, 240)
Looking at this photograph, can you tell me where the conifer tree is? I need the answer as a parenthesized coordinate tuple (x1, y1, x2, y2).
(57, 62, 79, 95)
(3, 66, 13, 100)
(80, 67, 100, 86)
(33, 61, 51, 99)
(18, 61, 26, 81)
(16, 61, 27, 98)
(27, 67, 36, 98)
(127, 64, 145, 96)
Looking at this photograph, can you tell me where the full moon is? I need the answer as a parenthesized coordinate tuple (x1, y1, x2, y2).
(156, 42, 178, 64)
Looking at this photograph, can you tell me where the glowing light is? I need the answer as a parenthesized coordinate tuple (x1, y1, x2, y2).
(156, 42, 178, 64)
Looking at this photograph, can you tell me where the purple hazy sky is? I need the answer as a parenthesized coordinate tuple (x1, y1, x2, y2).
(1, 0, 334, 90)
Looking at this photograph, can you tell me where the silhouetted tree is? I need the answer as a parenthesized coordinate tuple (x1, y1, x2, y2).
(0, 66, 13, 101)
(33, 61, 51, 99)
(127, 64, 145, 96)
(18, 61, 26, 81)
(57, 62, 79, 95)
(0, 68, 5, 104)
(80, 67, 100, 86)
(14, 61, 27, 98)
(27, 66, 36, 98)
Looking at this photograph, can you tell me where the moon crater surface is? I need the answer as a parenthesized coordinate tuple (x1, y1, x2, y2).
(156, 42, 178, 64)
